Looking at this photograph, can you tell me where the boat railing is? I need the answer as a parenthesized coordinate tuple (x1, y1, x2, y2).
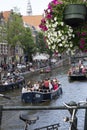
(1, 100, 87, 130)
(24, 86, 61, 94)
(33, 89, 51, 93)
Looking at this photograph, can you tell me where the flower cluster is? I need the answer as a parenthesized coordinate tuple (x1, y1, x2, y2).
(39, 0, 87, 53)
(44, 20, 76, 53)
(74, 22, 87, 52)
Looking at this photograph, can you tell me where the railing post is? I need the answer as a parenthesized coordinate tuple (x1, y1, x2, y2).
(84, 100, 87, 130)
(84, 108, 87, 130)
(0, 105, 3, 127)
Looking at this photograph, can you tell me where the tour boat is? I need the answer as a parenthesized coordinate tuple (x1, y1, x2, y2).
(21, 85, 62, 103)
(0, 75, 25, 92)
(68, 72, 87, 81)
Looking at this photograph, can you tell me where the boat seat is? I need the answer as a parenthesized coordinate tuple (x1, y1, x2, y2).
(19, 114, 39, 125)
(39, 89, 43, 92)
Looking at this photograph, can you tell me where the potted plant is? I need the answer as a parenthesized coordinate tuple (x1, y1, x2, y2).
(63, 0, 87, 27)
(39, 0, 87, 54)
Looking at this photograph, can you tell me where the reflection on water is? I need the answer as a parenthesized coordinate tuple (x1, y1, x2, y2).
(1, 65, 87, 130)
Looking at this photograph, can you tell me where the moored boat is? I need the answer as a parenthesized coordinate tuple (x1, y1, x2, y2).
(0, 73, 25, 92)
(40, 66, 51, 73)
(68, 72, 87, 81)
(68, 60, 87, 81)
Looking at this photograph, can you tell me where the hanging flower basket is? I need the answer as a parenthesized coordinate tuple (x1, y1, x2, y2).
(39, 0, 87, 54)
(63, 4, 87, 27)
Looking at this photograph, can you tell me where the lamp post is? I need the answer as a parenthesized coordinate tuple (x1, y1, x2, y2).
(0, 67, 2, 83)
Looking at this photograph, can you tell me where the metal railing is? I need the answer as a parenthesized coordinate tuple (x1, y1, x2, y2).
(0, 100, 87, 130)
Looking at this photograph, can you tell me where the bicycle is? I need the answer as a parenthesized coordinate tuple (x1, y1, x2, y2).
(19, 100, 87, 130)
(1, 95, 86, 130)
(19, 113, 60, 130)
(19, 114, 39, 130)
(63, 100, 87, 130)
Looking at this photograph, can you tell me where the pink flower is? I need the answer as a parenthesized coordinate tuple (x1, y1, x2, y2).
(41, 18, 46, 24)
(48, 3, 52, 10)
(43, 26, 48, 31)
(40, 26, 48, 31)
(81, 32, 86, 36)
(80, 45, 84, 48)
(46, 14, 52, 19)
(84, 50, 87, 52)
(52, 0, 63, 5)
(80, 38, 85, 45)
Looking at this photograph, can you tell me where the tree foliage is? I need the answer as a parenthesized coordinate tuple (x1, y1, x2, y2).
(7, 11, 25, 47)
(6, 11, 37, 61)
(19, 27, 36, 62)
(37, 31, 50, 54)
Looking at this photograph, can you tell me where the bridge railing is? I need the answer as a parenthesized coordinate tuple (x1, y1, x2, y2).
(0, 101, 87, 130)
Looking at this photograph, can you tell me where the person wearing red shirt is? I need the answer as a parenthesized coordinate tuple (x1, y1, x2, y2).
(44, 78, 49, 89)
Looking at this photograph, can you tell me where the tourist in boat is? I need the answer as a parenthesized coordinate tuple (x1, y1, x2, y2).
(22, 86, 28, 93)
(7, 72, 10, 77)
(3, 80, 8, 85)
(43, 78, 49, 89)
(68, 68, 72, 75)
(40, 80, 45, 90)
(79, 59, 82, 67)
(33, 81, 40, 91)
(52, 78, 59, 90)
(49, 79, 53, 90)
(79, 64, 84, 73)
(82, 65, 86, 74)
(26, 81, 33, 91)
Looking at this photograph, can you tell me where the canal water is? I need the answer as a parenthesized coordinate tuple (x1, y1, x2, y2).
(1, 65, 87, 130)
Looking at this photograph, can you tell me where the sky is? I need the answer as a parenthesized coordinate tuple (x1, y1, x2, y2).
(0, 0, 51, 15)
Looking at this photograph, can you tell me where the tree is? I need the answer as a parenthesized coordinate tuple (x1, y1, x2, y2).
(36, 31, 49, 53)
(19, 27, 36, 62)
(0, 12, 7, 43)
(6, 10, 38, 62)
(7, 10, 25, 47)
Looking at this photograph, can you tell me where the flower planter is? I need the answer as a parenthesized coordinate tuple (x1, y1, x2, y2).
(63, 4, 87, 27)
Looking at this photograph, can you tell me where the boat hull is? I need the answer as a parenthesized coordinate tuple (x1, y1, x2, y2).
(68, 74, 87, 81)
(21, 87, 62, 103)
(0, 76, 25, 92)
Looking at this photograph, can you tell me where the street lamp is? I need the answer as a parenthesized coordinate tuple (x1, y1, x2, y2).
(0, 67, 2, 82)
